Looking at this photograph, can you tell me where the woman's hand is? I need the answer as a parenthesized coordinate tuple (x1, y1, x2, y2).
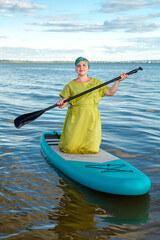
(57, 99, 64, 106)
(120, 72, 128, 81)
(57, 98, 67, 109)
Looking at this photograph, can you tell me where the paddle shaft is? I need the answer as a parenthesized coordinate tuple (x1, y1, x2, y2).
(14, 67, 143, 128)
(44, 67, 142, 111)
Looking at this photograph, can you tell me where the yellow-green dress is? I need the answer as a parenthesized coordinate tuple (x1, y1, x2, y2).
(59, 78, 109, 154)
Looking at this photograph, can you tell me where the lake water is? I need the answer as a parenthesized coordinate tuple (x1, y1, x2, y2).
(0, 62, 160, 240)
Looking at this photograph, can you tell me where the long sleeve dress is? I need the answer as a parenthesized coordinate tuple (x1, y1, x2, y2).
(59, 78, 109, 154)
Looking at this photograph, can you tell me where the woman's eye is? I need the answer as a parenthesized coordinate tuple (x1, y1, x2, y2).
(77, 64, 87, 67)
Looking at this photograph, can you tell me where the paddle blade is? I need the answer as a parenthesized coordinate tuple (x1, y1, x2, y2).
(14, 109, 45, 129)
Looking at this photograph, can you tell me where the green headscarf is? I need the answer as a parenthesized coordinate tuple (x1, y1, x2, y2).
(75, 57, 90, 68)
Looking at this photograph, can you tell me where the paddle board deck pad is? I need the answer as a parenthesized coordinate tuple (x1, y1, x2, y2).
(41, 131, 151, 196)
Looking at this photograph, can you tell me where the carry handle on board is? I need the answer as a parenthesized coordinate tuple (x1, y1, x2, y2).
(14, 67, 143, 129)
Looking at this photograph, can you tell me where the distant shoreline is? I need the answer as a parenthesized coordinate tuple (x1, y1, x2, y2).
(0, 60, 160, 63)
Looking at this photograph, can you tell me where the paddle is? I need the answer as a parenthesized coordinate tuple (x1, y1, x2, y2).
(14, 67, 143, 128)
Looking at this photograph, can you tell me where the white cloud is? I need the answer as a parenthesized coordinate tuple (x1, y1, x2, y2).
(100, 0, 160, 13)
(2, 13, 15, 17)
(28, 15, 160, 33)
(98, 36, 160, 60)
(1, 35, 159, 61)
(104, 16, 160, 33)
(0, 35, 8, 38)
(0, 0, 47, 13)
(0, 46, 85, 60)
(29, 21, 103, 32)
(35, 14, 78, 21)
(0, 0, 160, 61)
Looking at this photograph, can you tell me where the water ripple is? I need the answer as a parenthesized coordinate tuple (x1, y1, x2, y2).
(0, 63, 160, 240)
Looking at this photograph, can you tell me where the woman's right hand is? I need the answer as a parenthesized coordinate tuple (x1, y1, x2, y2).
(57, 98, 67, 109)
(57, 99, 64, 106)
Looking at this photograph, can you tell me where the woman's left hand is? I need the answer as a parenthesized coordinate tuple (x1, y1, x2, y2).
(120, 73, 128, 81)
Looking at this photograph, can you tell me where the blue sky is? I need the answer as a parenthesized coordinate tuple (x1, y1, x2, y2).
(0, 0, 160, 61)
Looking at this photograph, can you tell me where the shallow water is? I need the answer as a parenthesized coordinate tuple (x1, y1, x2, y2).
(0, 63, 160, 239)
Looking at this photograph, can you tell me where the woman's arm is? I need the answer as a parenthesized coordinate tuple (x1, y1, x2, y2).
(105, 73, 128, 96)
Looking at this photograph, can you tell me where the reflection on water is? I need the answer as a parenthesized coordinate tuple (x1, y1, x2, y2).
(43, 164, 150, 239)
(0, 149, 150, 240)
(105, 148, 141, 158)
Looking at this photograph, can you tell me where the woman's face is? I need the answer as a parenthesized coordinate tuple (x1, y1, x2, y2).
(76, 61, 89, 76)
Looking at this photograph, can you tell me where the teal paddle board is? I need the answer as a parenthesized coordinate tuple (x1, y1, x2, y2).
(40, 131, 151, 196)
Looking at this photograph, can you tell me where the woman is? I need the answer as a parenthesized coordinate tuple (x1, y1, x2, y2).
(57, 57, 128, 154)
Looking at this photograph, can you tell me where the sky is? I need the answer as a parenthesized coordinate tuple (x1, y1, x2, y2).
(0, 0, 160, 61)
